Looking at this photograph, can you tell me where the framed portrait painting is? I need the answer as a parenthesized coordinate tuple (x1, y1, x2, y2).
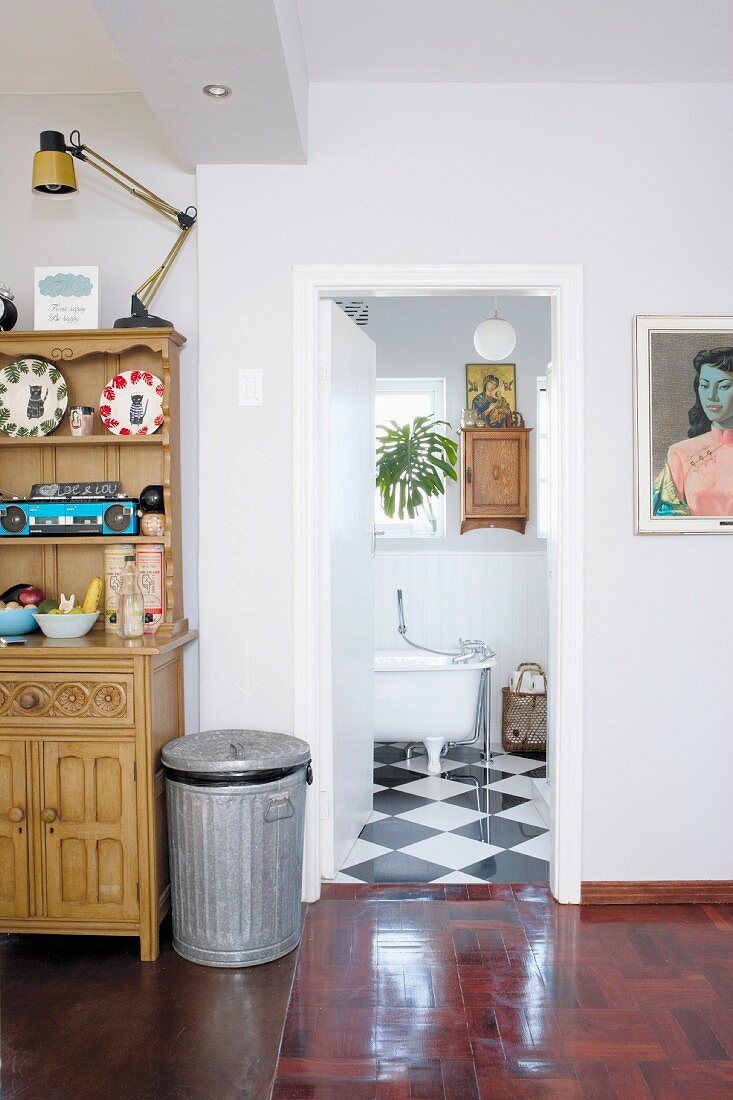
(634, 316, 733, 534)
(466, 363, 516, 427)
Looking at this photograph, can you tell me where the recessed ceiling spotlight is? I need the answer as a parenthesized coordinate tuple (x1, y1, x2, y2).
(203, 84, 232, 98)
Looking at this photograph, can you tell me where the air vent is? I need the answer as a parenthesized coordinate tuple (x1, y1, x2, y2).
(334, 299, 368, 326)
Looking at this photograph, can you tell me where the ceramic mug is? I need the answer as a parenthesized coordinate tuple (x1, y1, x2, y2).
(69, 406, 95, 436)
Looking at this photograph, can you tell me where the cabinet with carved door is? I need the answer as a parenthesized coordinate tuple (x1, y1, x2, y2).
(42, 741, 139, 922)
(460, 428, 532, 534)
(0, 634, 192, 960)
(0, 739, 31, 919)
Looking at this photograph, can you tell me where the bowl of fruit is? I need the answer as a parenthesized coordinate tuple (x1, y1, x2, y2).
(32, 579, 103, 640)
(0, 585, 44, 636)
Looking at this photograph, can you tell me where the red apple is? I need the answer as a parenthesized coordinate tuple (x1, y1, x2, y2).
(18, 586, 44, 607)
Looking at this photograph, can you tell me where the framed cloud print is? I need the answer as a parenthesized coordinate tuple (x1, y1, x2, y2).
(634, 316, 733, 534)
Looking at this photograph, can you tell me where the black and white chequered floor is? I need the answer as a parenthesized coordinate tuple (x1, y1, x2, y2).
(336, 744, 549, 884)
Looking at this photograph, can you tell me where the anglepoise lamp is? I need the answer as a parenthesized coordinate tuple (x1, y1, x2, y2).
(32, 130, 197, 329)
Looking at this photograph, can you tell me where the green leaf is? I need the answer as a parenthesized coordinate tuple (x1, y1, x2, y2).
(40, 419, 57, 434)
(4, 366, 20, 385)
(0, 407, 8, 424)
(18, 362, 28, 374)
(375, 413, 458, 522)
(32, 361, 48, 376)
(15, 426, 28, 437)
(49, 367, 61, 383)
(57, 383, 68, 400)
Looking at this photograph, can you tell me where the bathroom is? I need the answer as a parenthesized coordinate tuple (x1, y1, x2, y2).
(325, 293, 553, 886)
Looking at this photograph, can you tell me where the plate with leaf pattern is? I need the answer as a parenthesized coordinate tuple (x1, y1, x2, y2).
(0, 358, 68, 437)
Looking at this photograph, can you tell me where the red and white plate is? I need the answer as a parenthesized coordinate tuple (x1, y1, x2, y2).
(99, 370, 164, 436)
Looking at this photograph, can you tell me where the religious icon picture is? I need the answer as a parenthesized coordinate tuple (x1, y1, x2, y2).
(634, 316, 733, 534)
(466, 363, 516, 428)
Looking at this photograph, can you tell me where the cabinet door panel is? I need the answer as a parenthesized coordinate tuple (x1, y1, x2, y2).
(0, 741, 30, 917)
(468, 436, 522, 514)
(43, 742, 138, 922)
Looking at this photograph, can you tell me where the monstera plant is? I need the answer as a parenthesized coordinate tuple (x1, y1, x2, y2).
(376, 415, 458, 522)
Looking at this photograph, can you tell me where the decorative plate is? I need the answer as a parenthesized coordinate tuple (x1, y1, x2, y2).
(0, 358, 68, 437)
(99, 370, 164, 436)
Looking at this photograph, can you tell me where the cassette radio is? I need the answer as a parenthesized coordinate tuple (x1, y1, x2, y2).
(0, 498, 139, 538)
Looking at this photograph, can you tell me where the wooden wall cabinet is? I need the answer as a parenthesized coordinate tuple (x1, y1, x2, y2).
(0, 330, 195, 960)
(460, 427, 532, 535)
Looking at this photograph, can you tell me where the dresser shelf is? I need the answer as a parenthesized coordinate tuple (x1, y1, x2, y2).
(0, 434, 160, 447)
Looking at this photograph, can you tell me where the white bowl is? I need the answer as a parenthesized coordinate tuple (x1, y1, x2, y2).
(32, 611, 99, 639)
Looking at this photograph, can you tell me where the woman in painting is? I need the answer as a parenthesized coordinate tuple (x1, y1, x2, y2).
(471, 373, 513, 428)
(654, 348, 733, 516)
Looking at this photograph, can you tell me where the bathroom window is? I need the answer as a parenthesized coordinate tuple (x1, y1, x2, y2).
(375, 378, 446, 538)
(537, 377, 549, 539)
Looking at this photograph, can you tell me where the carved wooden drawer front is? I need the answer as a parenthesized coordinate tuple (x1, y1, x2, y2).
(0, 673, 134, 728)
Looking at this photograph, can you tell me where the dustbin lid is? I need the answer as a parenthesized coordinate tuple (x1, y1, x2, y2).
(161, 729, 311, 777)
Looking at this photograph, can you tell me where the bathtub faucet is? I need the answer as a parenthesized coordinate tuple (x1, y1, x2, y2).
(452, 639, 495, 664)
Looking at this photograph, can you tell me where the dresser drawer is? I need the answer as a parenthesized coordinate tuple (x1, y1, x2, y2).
(0, 673, 134, 727)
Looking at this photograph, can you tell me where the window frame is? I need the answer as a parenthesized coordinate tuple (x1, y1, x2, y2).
(375, 377, 447, 540)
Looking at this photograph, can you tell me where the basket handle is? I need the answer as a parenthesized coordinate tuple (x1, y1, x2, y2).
(516, 662, 543, 672)
(515, 666, 548, 693)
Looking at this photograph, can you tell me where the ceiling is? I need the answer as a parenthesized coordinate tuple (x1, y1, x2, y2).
(296, 0, 733, 84)
(4, 0, 732, 165)
(1, 0, 136, 93)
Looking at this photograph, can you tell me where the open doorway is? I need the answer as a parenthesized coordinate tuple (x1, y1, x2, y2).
(293, 265, 584, 905)
(339, 295, 553, 885)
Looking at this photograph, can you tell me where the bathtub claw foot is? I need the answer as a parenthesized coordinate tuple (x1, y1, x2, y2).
(424, 738, 446, 775)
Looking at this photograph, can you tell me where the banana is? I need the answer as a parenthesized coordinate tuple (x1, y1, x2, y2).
(82, 577, 103, 614)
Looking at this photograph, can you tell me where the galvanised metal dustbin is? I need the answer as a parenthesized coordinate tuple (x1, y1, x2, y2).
(162, 729, 312, 967)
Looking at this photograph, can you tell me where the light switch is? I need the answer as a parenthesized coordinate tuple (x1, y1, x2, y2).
(239, 368, 263, 407)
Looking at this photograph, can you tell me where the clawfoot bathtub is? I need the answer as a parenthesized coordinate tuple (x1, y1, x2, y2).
(374, 649, 496, 773)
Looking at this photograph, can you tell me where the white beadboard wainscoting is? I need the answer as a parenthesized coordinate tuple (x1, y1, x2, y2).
(375, 552, 548, 735)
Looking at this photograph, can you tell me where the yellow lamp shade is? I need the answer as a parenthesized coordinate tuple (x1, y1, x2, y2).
(32, 132, 77, 195)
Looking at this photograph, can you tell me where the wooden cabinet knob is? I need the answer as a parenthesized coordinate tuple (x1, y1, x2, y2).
(18, 689, 42, 710)
(492, 465, 501, 481)
(41, 808, 57, 824)
(466, 466, 472, 484)
(8, 807, 24, 823)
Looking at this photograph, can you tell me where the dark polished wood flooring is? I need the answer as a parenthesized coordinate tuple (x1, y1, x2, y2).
(0, 919, 297, 1100)
(273, 884, 733, 1099)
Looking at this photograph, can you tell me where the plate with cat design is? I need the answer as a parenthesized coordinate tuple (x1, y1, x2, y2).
(0, 358, 68, 437)
(99, 370, 164, 436)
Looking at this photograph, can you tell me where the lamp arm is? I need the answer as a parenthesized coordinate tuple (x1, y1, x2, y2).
(68, 132, 197, 230)
(133, 224, 192, 311)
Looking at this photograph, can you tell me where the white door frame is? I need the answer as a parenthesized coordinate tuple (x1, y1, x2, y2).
(293, 264, 584, 905)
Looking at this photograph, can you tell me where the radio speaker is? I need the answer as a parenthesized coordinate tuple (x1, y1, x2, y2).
(1, 504, 29, 535)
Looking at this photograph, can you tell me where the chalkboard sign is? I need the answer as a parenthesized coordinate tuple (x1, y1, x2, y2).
(29, 481, 121, 500)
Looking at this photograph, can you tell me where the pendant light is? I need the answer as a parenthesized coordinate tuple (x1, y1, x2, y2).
(473, 297, 517, 360)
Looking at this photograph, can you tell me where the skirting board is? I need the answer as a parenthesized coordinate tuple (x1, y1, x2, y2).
(582, 881, 733, 905)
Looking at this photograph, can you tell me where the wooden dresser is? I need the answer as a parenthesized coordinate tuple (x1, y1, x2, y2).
(460, 427, 532, 534)
(0, 329, 194, 961)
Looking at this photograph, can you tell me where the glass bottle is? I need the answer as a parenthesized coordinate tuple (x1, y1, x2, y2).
(116, 554, 145, 638)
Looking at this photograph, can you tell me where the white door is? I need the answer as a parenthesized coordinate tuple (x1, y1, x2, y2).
(320, 300, 376, 878)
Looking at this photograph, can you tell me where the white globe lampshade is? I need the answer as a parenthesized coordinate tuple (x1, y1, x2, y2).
(473, 317, 517, 360)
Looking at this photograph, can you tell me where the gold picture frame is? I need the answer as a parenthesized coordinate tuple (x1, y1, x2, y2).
(466, 363, 516, 427)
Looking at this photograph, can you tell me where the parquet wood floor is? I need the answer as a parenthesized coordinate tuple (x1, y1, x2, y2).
(273, 883, 733, 1099)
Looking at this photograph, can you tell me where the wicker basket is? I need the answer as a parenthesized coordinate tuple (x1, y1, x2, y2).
(501, 662, 547, 752)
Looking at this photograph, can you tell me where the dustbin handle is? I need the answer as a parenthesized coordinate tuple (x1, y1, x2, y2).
(265, 793, 295, 822)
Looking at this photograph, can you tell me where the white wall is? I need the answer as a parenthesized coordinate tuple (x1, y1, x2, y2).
(2, 93, 199, 727)
(367, 294, 550, 551)
(197, 82, 733, 883)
